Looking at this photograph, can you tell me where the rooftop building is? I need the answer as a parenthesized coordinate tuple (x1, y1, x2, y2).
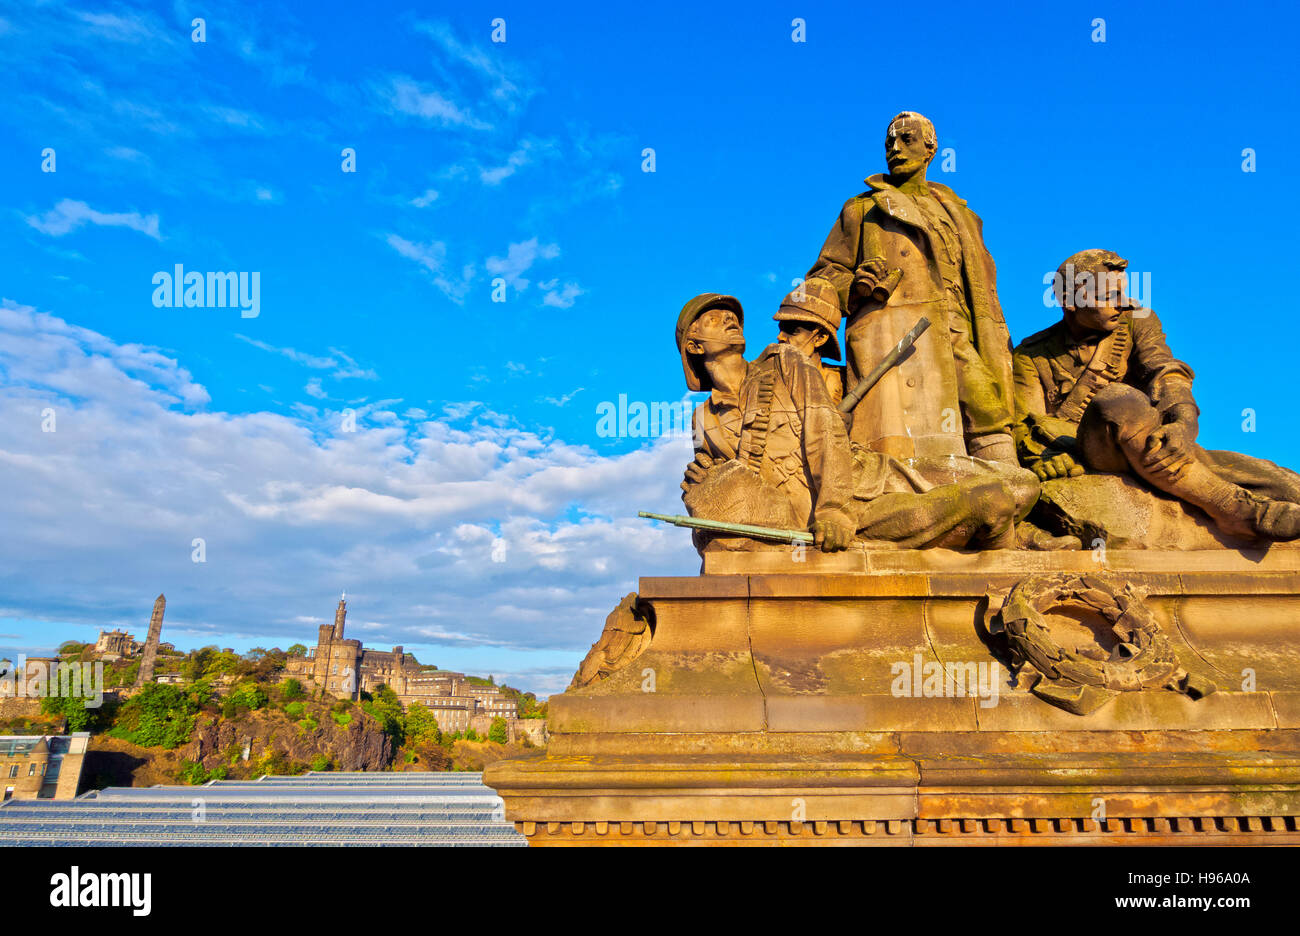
(0, 733, 89, 801)
(0, 771, 524, 846)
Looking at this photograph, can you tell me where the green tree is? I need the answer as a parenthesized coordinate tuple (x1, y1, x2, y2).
(279, 678, 305, 701)
(40, 692, 106, 733)
(226, 682, 268, 711)
(182, 647, 217, 682)
(404, 703, 441, 746)
(109, 683, 197, 749)
(488, 717, 508, 745)
(286, 644, 309, 657)
(360, 683, 405, 746)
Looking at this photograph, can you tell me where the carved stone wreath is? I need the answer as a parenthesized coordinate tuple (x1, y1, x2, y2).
(996, 573, 1216, 715)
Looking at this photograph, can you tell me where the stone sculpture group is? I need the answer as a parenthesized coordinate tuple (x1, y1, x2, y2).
(491, 112, 1300, 844)
(674, 111, 1300, 555)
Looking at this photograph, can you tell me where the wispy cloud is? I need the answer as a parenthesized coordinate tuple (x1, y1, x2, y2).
(539, 279, 584, 309)
(543, 387, 585, 407)
(377, 76, 489, 129)
(485, 238, 560, 291)
(72, 9, 178, 46)
(385, 234, 446, 273)
(384, 234, 477, 303)
(234, 334, 377, 380)
(479, 139, 555, 185)
(413, 19, 530, 112)
(25, 199, 161, 240)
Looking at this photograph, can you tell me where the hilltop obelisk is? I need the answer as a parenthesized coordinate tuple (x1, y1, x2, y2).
(134, 594, 165, 688)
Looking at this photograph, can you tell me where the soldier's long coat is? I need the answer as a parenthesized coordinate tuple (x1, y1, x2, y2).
(809, 175, 1015, 458)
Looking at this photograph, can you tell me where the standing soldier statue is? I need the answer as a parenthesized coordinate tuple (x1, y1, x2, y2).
(808, 111, 1017, 467)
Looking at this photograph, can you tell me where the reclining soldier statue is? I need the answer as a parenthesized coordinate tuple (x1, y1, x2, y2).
(1013, 248, 1300, 542)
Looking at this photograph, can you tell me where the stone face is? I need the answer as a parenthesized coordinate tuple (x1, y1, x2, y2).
(1033, 473, 1276, 550)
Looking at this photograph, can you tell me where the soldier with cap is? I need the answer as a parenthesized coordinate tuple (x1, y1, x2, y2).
(676, 279, 1028, 551)
(1014, 248, 1300, 541)
(675, 292, 748, 462)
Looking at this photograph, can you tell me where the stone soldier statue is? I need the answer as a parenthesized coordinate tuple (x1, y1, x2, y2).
(1013, 249, 1300, 541)
(676, 285, 857, 551)
(675, 292, 747, 462)
(807, 111, 1017, 467)
(676, 280, 1026, 551)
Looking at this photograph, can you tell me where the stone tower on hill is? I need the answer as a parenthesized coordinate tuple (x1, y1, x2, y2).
(134, 593, 165, 688)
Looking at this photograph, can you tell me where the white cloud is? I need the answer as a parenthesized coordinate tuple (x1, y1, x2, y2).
(413, 19, 530, 112)
(410, 189, 440, 208)
(542, 282, 584, 309)
(543, 388, 584, 407)
(384, 234, 476, 304)
(26, 199, 161, 240)
(202, 105, 267, 132)
(485, 237, 559, 291)
(73, 10, 176, 46)
(0, 300, 697, 695)
(234, 334, 376, 380)
(385, 233, 445, 273)
(479, 139, 555, 185)
(378, 76, 489, 129)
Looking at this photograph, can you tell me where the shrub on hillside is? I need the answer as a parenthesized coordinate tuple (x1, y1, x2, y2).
(108, 683, 196, 749)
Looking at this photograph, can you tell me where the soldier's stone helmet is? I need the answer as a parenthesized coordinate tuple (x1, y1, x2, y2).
(774, 277, 842, 361)
(1054, 249, 1131, 309)
(676, 293, 744, 392)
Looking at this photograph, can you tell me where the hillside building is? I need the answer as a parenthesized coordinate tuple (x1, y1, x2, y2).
(285, 597, 526, 736)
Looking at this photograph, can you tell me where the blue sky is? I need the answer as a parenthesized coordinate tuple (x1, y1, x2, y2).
(2, 0, 1299, 695)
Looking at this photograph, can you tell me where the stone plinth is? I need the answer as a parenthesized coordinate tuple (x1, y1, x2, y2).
(484, 548, 1300, 845)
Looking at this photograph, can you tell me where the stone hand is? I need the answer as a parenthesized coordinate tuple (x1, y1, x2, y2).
(1165, 403, 1201, 443)
(1142, 424, 1194, 477)
(680, 452, 716, 491)
(849, 258, 897, 310)
(811, 519, 854, 552)
(1033, 452, 1083, 481)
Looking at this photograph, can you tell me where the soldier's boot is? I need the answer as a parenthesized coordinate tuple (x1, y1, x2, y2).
(1145, 459, 1300, 541)
(1219, 489, 1300, 541)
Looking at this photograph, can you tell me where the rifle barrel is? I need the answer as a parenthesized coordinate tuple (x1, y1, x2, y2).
(838, 316, 931, 414)
(638, 511, 814, 544)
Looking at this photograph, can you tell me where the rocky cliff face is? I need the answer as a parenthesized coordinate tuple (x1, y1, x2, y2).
(185, 702, 393, 772)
